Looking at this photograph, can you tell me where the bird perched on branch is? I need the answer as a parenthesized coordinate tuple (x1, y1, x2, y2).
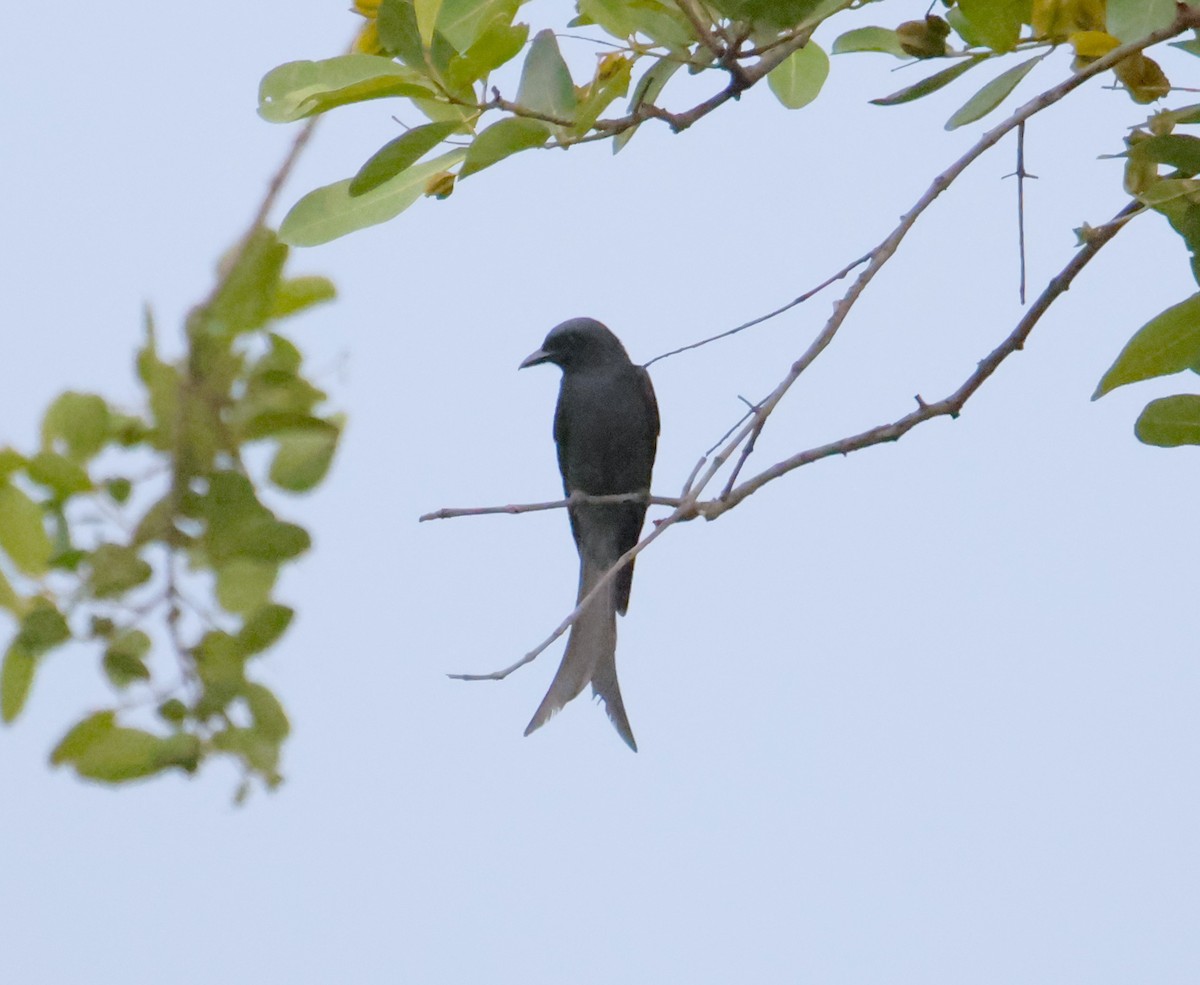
(519, 318, 659, 751)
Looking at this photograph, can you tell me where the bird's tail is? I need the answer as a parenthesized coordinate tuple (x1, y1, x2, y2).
(524, 557, 637, 751)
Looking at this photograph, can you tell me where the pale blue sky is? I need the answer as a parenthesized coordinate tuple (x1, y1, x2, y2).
(3, 3, 1198, 982)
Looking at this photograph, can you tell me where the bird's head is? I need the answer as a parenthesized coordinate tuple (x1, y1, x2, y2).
(519, 317, 631, 372)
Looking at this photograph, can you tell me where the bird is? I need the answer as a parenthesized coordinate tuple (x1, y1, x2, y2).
(519, 317, 659, 751)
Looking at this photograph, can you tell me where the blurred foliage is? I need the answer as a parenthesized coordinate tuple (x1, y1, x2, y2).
(1, 227, 339, 799)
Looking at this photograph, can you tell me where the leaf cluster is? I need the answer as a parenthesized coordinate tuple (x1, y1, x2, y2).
(1092, 105, 1200, 444)
(261, 1, 1200, 448)
(0, 227, 339, 799)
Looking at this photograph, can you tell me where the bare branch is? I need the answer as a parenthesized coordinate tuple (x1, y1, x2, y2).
(1004, 120, 1038, 303)
(701, 201, 1140, 518)
(419, 492, 683, 523)
(448, 496, 685, 682)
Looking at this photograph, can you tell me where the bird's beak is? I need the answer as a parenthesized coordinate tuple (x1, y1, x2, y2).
(519, 348, 551, 370)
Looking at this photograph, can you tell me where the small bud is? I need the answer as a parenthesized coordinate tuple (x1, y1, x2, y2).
(424, 171, 456, 199)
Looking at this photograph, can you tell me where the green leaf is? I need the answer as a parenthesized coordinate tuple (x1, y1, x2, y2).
(239, 604, 294, 656)
(0, 482, 51, 576)
(207, 227, 288, 335)
(767, 43, 830, 110)
(706, 0, 828, 29)
(153, 733, 202, 773)
(945, 54, 1042, 130)
(573, 55, 633, 135)
(158, 698, 187, 724)
(42, 392, 109, 462)
(17, 599, 70, 654)
(194, 631, 248, 710)
(1095, 293, 1200, 397)
(446, 18, 528, 87)
(515, 30, 577, 125)
(201, 473, 311, 564)
(88, 544, 152, 598)
(460, 117, 551, 178)
(1158, 102, 1200, 127)
(831, 27, 912, 58)
(870, 54, 990, 107)
(216, 560, 278, 615)
(1135, 178, 1200, 258)
(269, 423, 341, 492)
(349, 121, 461, 197)
(955, 0, 1025, 52)
(26, 452, 92, 499)
(0, 567, 20, 615)
(245, 683, 291, 742)
(69, 726, 181, 783)
(258, 55, 434, 123)
(1108, 0, 1175, 42)
(578, 0, 693, 52)
(51, 710, 116, 765)
(378, 0, 425, 64)
(0, 448, 25, 480)
(438, 0, 520, 52)
(415, 0, 444, 47)
(1128, 134, 1200, 176)
(270, 276, 337, 318)
(1134, 394, 1200, 446)
(1170, 36, 1200, 58)
(614, 58, 680, 153)
(279, 150, 466, 247)
(103, 630, 152, 688)
(1, 642, 35, 723)
(53, 714, 195, 782)
(212, 725, 282, 780)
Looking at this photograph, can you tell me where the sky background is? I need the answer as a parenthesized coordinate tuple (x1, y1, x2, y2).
(3, 2, 1198, 982)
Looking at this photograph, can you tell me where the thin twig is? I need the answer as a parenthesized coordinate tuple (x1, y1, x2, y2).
(420, 492, 681, 523)
(448, 495, 683, 682)
(199, 115, 320, 312)
(679, 456, 707, 498)
(1005, 120, 1039, 303)
(644, 253, 872, 368)
(720, 415, 765, 499)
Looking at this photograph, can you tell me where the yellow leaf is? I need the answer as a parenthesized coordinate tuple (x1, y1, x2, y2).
(1070, 30, 1120, 59)
(1032, 0, 1106, 40)
(1115, 53, 1171, 104)
(598, 51, 630, 83)
(353, 22, 382, 55)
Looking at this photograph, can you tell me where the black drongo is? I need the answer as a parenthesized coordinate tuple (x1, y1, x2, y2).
(519, 318, 659, 751)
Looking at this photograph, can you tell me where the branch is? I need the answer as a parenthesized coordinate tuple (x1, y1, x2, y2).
(448, 495, 684, 682)
(199, 114, 319, 312)
(701, 201, 1140, 518)
(419, 492, 683, 523)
